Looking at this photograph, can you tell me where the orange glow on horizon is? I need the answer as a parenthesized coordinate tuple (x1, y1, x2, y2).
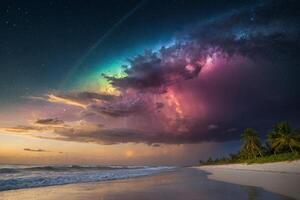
(125, 150, 134, 158)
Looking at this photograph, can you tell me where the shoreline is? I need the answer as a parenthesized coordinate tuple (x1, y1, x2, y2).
(196, 160, 300, 199)
(0, 168, 291, 200)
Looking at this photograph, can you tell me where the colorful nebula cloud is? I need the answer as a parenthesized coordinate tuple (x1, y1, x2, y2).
(1, 0, 300, 146)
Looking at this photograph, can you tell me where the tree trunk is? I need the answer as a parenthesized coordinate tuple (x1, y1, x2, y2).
(258, 150, 262, 157)
(289, 144, 294, 153)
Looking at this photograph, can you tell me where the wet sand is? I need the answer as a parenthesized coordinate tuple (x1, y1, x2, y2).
(0, 168, 294, 200)
(198, 160, 300, 200)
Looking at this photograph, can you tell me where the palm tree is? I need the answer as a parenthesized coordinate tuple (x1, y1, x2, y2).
(240, 128, 263, 159)
(268, 122, 300, 154)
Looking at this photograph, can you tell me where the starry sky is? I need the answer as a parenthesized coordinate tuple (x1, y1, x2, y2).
(0, 0, 299, 165)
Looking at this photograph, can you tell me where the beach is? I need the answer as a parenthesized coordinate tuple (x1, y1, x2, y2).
(198, 160, 300, 199)
(0, 166, 297, 200)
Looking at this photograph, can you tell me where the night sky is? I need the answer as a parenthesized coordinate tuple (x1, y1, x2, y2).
(0, 0, 299, 165)
(0, 0, 243, 104)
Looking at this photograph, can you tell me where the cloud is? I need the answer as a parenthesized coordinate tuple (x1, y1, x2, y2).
(87, 95, 148, 117)
(156, 102, 164, 110)
(1, 125, 43, 133)
(102, 48, 202, 93)
(30, 92, 116, 109)
(24, 148, 49, 153)
(3, 0, 300, 145)
(23, 148, 63, 154)
(186, 0, 300, 61)
(37, 92, 148, 118)
(36, 118, 64, 125)
(208, 124, 218, 130)
(0, 118, 68, 135)
(151, 143, 161, 147)
(52, 92, 117, 104)
(38, 119, 242, 145)
(102, 1, 299, 96)
(47, 94, 87, 109)
(98, 0, 298, 144)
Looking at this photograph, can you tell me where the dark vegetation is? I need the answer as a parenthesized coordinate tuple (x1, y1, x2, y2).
(199, 122, 300, 165)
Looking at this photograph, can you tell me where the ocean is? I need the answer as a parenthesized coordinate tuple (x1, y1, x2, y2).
(0, 165, 175, 191)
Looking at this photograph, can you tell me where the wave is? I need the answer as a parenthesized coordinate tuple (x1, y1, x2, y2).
(0, 168, 19, 174)
(0, 165, 144, 173)
(23, 165, 143, 171)
(0, 165, 175, 191)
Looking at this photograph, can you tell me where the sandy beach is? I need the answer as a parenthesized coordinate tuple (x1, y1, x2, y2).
(0, 167, 296, 200)
(198, 160, 300, 199)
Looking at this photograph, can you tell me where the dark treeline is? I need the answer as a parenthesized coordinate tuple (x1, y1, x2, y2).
(199, 122, 300, 165)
